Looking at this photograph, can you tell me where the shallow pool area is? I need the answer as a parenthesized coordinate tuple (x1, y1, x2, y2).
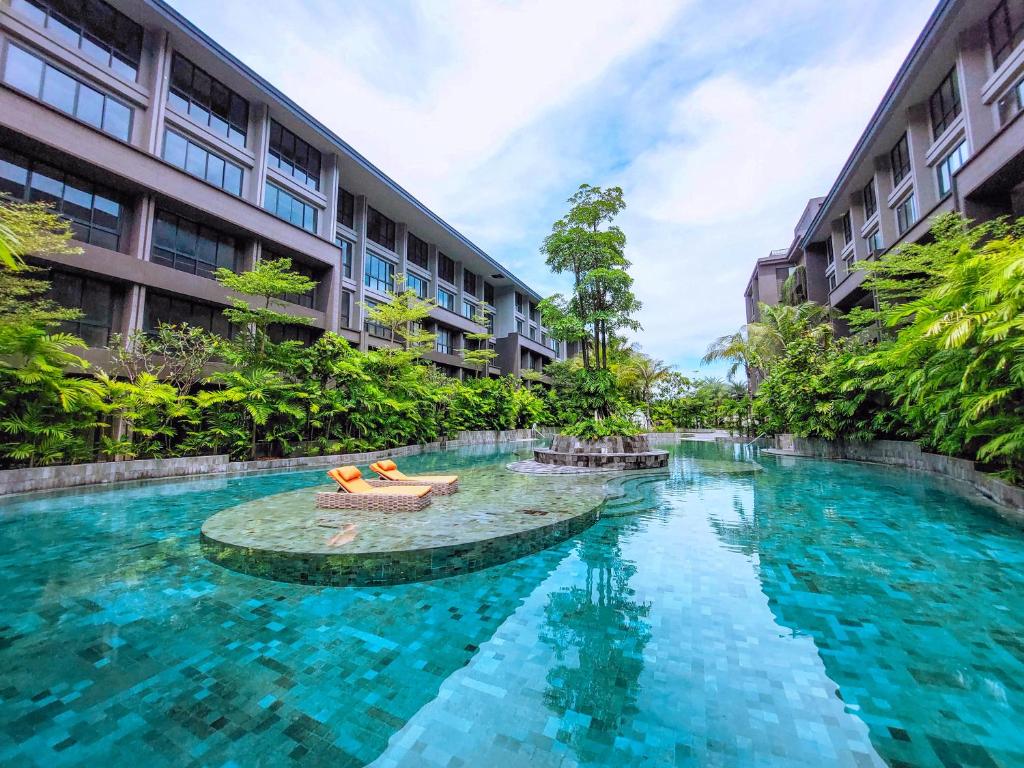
(2, 441, 1024, 766)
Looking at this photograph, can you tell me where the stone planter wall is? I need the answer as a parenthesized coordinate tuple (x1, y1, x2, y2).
(768, 435, 1024, 515)
(0, 429, 545, 496)
(536, 433, 668, 470)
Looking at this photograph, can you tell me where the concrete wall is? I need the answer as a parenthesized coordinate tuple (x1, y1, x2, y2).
(769, 435, 1024, 516)
(0, 429, 542, 496)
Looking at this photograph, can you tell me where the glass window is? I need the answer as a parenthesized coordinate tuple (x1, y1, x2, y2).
(162, 130, 243, 196)
(437, 287, 454, 311)
(929, 67, 962, 140)
(363, 299, 388, 338)
(269, 252, 320, 308)
(890, 133, 911, 186)
(841, 212, 853, 246)
(463, 269, 477, 297)
(11, 0, 142, 80)
(988, 0, 1024, 69)
(337, 188, 355, 229)
(263, 183, 318, 233)
(866, 229, 884, 255)
(435, 328, 453, 355)
(46, 270, 117, 346)
(896, 194, 917, 235)
(364, 252, 395, 294)
(366, 207, 396, 251)
(2, 150, 123, 249)
(462, 299, 475, 319)
(937, 141, 968, 198)
(167, 53, 249, 147)
(515, 292, 524, 314)
(438, 253, 455, 284)
(335, 237, 353, 278)
(3, 44, 132, 141)
(151, 209, 237, 278)
(145, 291, 234, 338)
(267, 120, 321, 190)
(339, 289, 353, 328)
(408, 233, 429, 270)
(825, 237, 835, 266)
(405, 272, 427, 298)
(484, 282, 495, 305)
(863, 179, 877, 219)
(828, 271, 837, 292)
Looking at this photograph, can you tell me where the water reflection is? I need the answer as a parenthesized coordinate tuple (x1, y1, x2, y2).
(540, 519, 652, 763)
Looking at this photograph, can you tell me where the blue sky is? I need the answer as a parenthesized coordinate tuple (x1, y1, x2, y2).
(168, 0, 937, 379)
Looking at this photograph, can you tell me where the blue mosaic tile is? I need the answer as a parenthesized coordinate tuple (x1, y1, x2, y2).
(1, 442, 1023, 766)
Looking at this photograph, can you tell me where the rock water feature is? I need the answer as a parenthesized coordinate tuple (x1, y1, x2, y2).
(533, 434, 669, 470)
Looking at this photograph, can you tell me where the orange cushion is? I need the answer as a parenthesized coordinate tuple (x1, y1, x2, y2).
(338, 466, 361, 482)
(378, 459, 397, 471)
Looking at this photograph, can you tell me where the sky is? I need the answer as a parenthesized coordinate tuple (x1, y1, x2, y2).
(168, 0, 938, 379)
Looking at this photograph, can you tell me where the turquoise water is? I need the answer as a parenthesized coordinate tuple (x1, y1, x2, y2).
(2, 441, 1024, 767)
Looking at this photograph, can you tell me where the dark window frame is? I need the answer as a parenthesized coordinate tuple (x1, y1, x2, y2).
(46, 269, 118, 346)
(890, 133, 911, 187)
(11, 0, 142, 80)
(438, 253, 455, 284)
(896, 194, 917, 235)
(267, 119, 321, 191)
(364, 251, 395, 294)
(144, 291, 235, 339)
(989, 0, 1024, 70)
(162, 129, 243, 196)
(0, 148, 124, 250)
(841, 212, 853, 246)
(929, 67, 962, 140)
(167, 52, 249, 148)
(407, 233, 429, 270)
(337, 188, 355, 229)
(366, 207, 396, 251)
(863, 179, 877, 219)
(264, 182, 318, 233)
(436, 287, 454, 312)
(151, 209, 238, 279)
(463, 268, 477, 297)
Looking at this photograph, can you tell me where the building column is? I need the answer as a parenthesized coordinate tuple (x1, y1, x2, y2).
(958, 21, 997, 156)
(139, 28, 170, 154)
(322, 153, 341, 331)
(247, 103, 271, 206)
(873, 158, 899, 248)
(907, 103, 938, 216)
(395, 222, 408, 279)
(847, 191, 867, 263)
(353, 194, 369, 351)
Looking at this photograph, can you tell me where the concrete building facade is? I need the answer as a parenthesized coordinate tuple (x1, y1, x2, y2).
(0, 0, 563, 379)
(745, 0, 1024, 333)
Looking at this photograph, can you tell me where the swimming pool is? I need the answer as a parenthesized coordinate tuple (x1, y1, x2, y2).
(2, 441, 1023, 766)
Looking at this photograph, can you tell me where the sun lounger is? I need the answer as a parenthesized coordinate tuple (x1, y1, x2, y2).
(315, 466, 433, 511)
(368, 459, 459, 495)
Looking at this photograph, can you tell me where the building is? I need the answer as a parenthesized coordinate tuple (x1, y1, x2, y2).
(0, 0, 563, 380)
(745, 0, 1024, 335)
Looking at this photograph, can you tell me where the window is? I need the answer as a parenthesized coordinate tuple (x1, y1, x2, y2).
(367, 207, 396, 251)
(11, 0, 142, 80)
(484, 282, 495, 305)
(3, 44, 132, 141)
(989, 0, 1024, 69)
(825, 237, 835, 266)
(408, 233, 429, 270)
(863, 179, 877, 220)
(866, 229, 884, 255)
(168, 53, 249, 147)
(937, 141, 968, 198)
(841, 212, 853, 246)
(363, 299, 388, 338)
(145, 291, 234, 338)
(843, 248, 856, 272)
(271, 255, 320, 308)
(46, 270, 117, 346)
(335, 237, 353, 278)
(436, 287, 454, 312)
(162, 130, 243, 196)
(438, 253, 455, 284)
(364, 252, 395, 293)
(264, 183, 318, 233)
(890, 133, 911, 186)
(515, 292, 524, 314)
(151, 210, 237, 279)
(462, 299, 476, 319)
(339, 289, 353, 328)
(268, 324, 319, 346)
(896, 194, 917, 235)
(435, 327, 453, 355)
(337, 188, 355, 229)
(828, 271, 837, 292)
(529, 325, 538, 341)
(405, 272, 427, 298)
(516, 318, 524, 334)
(929, 68, 962, 140)
(463, 269, 477, 297)
(0, 149, 123, 250)
(267, 120, 321, 190)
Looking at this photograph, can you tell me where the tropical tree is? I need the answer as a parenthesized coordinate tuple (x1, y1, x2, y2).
(461, 309, 498, 378)
(362, 273, 437, 354)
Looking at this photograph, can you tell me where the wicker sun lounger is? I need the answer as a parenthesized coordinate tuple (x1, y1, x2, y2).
(315, 466, 433, 511)
(368, 459, 460, 495)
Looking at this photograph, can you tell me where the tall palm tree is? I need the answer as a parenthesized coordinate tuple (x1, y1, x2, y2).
(627, 355, 673, 422)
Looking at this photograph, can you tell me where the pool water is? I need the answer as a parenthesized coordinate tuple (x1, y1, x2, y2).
(2, 441, 1024, 767)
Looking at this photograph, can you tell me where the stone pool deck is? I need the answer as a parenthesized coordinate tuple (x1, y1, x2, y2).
(201, 466, 612, 587)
